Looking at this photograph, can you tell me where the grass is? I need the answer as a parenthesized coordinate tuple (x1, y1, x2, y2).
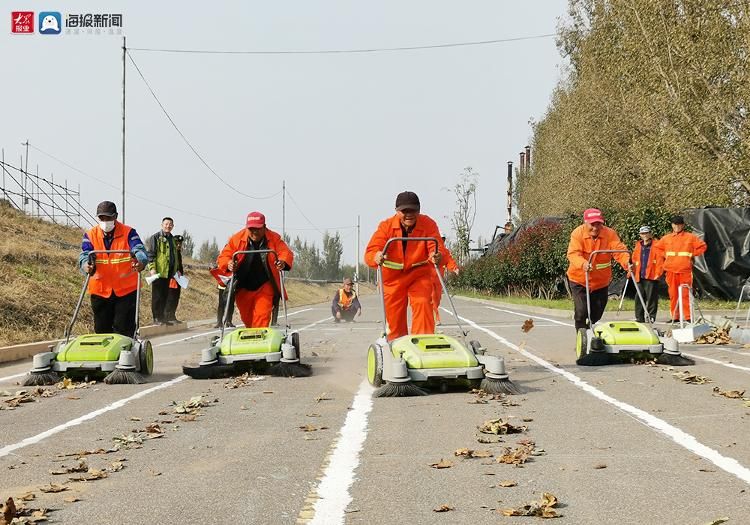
(0, 202, 369, 347)
(456, 288, 740, 312)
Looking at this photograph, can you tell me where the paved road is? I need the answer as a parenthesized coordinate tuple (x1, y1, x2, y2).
(1, 297, 748, 524)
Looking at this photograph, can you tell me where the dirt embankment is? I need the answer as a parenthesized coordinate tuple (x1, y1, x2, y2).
(0, 202, 371, 347)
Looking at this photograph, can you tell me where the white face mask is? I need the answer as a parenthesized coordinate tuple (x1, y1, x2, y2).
(99, 220, 115, 233)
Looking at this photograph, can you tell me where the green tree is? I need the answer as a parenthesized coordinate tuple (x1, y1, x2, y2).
(180, 229, 194, 258)
(450, 167, 479, 265)
(322, 231, 344, 280)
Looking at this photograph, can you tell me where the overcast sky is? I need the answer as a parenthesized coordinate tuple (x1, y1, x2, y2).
(1, 0, 567, 268)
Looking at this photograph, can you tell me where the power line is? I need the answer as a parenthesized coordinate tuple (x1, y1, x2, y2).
(28, 143, 240, 225)
(128, 33, 556, 55)
(286, 190, 326, 235)
(126, 50, 281, 201)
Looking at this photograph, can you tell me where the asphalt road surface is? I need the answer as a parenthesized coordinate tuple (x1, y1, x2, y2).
(1, 296, 749, 524)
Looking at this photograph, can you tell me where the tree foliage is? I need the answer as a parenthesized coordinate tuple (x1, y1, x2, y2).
(517, 0, 750, 221)
(450, 167, 479, 264)
(197, 237, 219, 263)
(179, 229, 194, 258)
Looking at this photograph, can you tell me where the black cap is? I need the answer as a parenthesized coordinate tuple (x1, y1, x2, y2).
(671, 215, 685, 225)
(174, 235, 184, 242)
(395, 191, 420, 212)
(96, 201, 117, 218)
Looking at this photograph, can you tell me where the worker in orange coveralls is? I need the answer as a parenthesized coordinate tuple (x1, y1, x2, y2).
(567, 208, 630, 332)
(365, 191, 444, 340)
(217, 212, 293, 328)
(432, 233, 459, 325)
(659, 215, 707, 323)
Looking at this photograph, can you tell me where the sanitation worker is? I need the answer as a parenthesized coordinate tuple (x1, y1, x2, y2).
(659, 215, 707, 323)
(217, 211, 294, 328)
(79, 201, 148, 337)
(365, 191, 444, 340)
(433, 233, 459, 325)
(630, 225, 664, 323)
(331, 277, 362, 322)
(566, 208, 629, 332)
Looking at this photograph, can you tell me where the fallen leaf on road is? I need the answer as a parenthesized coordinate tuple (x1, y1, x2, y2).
(695, 328, 731, 345)
(703, 519, 729, 525)
(3, 497, 15, 524)
(66, 396, 80, 400)
(673, 371, 711, 384)
(112, 434, 144, 449)
(110, 461, 124, 472)
(38, 485, 68, 493)
(63, 496, 80, 503)
(145, 423, 163, 434)
(129, 417, 142, 421)
(433, 505, 454, 512)
(315, 393, 333, 402)
(477, 436, 504, 444)
(454, 448, 492, 459)
(299, 425, 328, 432)
(500, 492, 561, 518)
(699, 468, 716, 473)
(58, 447, 119, 458)
(497, 445, 535, 465)
(17, 493, 35, 502)
(173, 395, 207, 415)
(179, 414, 198, 422)
(429, 459, 454, 469)
(50, 459, 88, 475)
(68, 468, 108, 482)
(224, 372, 264, 389)
(497, 480, 517, 487)
(149, 469, 162, 476)
(306, 413, 321, 417)
(521, 319, 534, 333)
(594, 463, 607, 469)
(712, 387, 746, 399)
(479, 419, 527, 435)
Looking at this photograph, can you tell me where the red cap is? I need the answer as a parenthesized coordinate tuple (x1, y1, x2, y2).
(246, 211, 266, 228)
(583, 208, 604, 224)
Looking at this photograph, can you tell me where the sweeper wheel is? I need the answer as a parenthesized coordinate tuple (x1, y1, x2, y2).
(367, 344, 384, 387)
(182, 363, 238, 380)
(139, 340, 154, 376)
(292, 332, 300, 359)
(575, 328, 588, 362)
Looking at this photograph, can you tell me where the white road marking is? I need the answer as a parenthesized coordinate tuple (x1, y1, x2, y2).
(458, 312, 750, 484)
(486, 305, 572, 326)
(0, 375, 188, 459)
(0, 372, 27, 383)
(682, 353, 750, 373)
(309, 380, 375, 525)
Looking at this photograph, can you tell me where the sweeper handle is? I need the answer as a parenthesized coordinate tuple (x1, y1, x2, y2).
(65, 250, 141, 343)
(584, 249, 652, 327)
(377, 236, 441, 337)
(223, 250, 289, 340)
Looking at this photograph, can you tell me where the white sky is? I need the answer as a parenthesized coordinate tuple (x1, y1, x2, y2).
(1, 0, 567, 266)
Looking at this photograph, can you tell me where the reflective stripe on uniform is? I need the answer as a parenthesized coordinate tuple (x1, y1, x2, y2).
(665, 251, 692, 257)
(382, 261, 403, 270)
(594, 263, 610, 270)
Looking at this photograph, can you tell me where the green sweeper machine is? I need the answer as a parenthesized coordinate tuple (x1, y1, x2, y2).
(23, 250, 154, 386)
(575, 249, 693, 367)
(182, 249, 311, 379)
(366, 236, 522, 397)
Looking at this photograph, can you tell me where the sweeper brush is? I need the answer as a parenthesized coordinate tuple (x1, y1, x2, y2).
(366, 236, 522, 397)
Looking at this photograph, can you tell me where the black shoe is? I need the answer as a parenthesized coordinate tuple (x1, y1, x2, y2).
(213, 323, 221, 329)
(165, 320, 175, 326)
(226, 322, 236, 328)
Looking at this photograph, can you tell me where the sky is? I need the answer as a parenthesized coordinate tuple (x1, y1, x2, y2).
(1, 1, 568, 269)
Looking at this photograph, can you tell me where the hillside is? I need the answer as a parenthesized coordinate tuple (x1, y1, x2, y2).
(0, 202, 367, 347)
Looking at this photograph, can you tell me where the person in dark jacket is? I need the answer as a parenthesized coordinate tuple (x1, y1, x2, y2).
(163, 234, 185, 324)
(146, 217, 178, 325)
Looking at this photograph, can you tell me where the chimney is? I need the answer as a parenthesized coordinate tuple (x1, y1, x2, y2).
(506, 161, 513, 223)
(525, 145, 531, 169)
(519, 151, 526, 172)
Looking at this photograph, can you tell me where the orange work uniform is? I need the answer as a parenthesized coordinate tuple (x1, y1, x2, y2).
(365, 213, 444, 340)
(86, 223, 140, 298)
(432, 246, 458, 323)
(567, 224, 629, 290)
(659, 230, 707, 321)
(217, 228, 293, 328)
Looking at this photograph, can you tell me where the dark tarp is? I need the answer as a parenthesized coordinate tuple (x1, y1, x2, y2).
(485, 217, 565, 256)
(684, 207, 750, 300)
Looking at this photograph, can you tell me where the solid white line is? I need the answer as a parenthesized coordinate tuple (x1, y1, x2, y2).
(0, 372, 27, 384)
(298, 317, 334, 331)
(683, 353, 750, 373)
(0, 375, 188, 459)
(309, 380, 375, 525)
(458, 313, 750, 484)
(485, 305, 572, 326)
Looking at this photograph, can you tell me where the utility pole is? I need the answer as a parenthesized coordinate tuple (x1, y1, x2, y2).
(22, 140, 29, 213)
(356, 215, 360, 295)
(506, 161, 513, 226)
(282, 180, 286, 239)
(121, 35, 126, 222)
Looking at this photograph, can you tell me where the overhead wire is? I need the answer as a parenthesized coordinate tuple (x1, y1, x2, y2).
(127, 33, 556, 55)
(27, 143, 240, 225)
(126, 50, 281, 201)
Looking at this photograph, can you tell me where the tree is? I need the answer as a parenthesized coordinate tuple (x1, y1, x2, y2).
(197, 237, 220, 263)
(450, 167, 479, 265)
(180, 229, 194, 258)
(322, 231, 344, 280)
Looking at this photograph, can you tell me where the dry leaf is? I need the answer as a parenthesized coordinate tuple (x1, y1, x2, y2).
(38, 484, 68, 493)
(149, 469, 162, 476)
(110, 461, 124, 472)
(594, 463, 607, 469)
(703, 519, 729, 525)
(263, 391, 274, 394)
(3, 497, 16, 524)
(521, 319, 534, 333)
(454, 448, 492, 459)
(496, 444, 535, 465)
(673, 371, 711, 384)
(500, 492, 561, 518)
(478, 418, 527, 435)
(68, 468, 108, 482)
(433, 505, 454, 512)
(429, 459, 454, 469)
(129, 417, 142, 422)
(224, 372, 264, 389)
(306, 413, 321, 417)
(498, 480, 517, 487)
(63, 496, 80, 503)
(712, 387, 746, 399)
(315, 393, 333, 402)
(50, 459, 88, 475)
